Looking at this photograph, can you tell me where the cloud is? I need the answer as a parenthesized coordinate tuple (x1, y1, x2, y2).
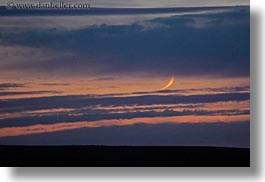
(39, 83, 70, 86)
(0, 107, 249, 127)
(0, 121, 250, 147)
(0, 83, 25, 90)
(0, 45, 75, 77)
(0, 90, 62, 96)
(0, 92, 250, 113)
(0, 91, 249, 127)
(91, 77, 114, 81)
(0, 7, 250, 78)
(102, 86, 250, 97)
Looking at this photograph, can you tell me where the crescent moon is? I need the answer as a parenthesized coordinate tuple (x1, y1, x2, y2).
(160, 77, 175, 90)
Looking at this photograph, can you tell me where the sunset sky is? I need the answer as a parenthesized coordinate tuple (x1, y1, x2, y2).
(0, 1, 250, 147)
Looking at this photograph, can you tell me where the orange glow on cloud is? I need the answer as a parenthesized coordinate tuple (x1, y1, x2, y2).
(0, 76, 249, 99)
(0, 75, 250, 138)
(0, 114, 250, 137)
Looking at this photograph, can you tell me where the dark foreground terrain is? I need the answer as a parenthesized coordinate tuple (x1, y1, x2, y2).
(0, 146, 250, 167)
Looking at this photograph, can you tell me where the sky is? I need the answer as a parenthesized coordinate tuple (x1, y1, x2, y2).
(0, 2, 250, 147)
(0, 0, 250, 7)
